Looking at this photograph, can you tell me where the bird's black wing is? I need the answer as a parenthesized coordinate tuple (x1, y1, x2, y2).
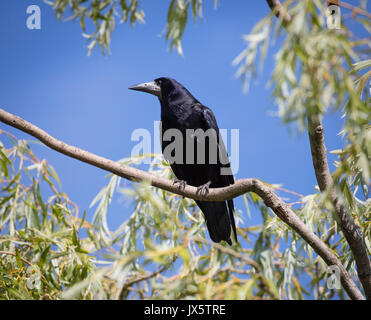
(200, 107, 232, 175)
(199, 106, 238, 243)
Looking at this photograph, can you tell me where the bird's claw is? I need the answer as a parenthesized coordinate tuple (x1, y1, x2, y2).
(196, 181, 211, 199)
(173, 179, 187, 191)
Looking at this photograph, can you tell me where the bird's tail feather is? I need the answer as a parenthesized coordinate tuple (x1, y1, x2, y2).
(196, 200, 232, 245)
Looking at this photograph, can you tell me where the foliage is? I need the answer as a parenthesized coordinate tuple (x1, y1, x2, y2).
(234, 0, 371, 180)
(232, 0, 371, 298)
(233, 0, 371, 283)
(45, 0, 145, 55)
(0, 133, 281, 299)
(1, 131, 367, 300)
(1, 0, 370, 299)
(44, 0, 218, 55)
(0, 131, 95, 299)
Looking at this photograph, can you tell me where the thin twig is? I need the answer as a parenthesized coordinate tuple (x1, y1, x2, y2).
(189, 236, 279, 298)
(117, 260, 175, 300)
(0, 250, 33, 266)
(339, 1, 371, 19)
(189, 235, 260, 271)
(0, 250, 49, 284)
(272, 185, 305, 198)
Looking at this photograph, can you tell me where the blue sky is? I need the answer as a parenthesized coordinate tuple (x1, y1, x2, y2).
(0, 1, 355, 235)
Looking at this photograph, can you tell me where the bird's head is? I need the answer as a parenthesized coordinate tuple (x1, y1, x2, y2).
(129, 77, 197, 103)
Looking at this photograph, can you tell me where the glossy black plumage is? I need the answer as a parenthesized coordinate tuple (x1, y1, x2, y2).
(131, 77, 237, 245)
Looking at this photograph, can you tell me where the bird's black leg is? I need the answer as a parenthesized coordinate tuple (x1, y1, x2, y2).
(196, 181, 212, 199)
(173, 179, 187, 191)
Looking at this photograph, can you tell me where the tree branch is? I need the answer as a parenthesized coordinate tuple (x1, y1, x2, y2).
(336, 1, 371, 19)
(308, 115, 371, 300)
(265, 0, 371, 300)
(266, 0, 292, 24)
(0, 107, 365, 300)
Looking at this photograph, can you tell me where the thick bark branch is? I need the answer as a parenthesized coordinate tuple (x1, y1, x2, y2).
(265, 0, 371, 300)
(308, 115, 371, 300)
(307, 116, 334, 191)
(0, 107, 365, 300)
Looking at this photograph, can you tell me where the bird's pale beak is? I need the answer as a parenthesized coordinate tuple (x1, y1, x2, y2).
(129, 81, 161, 98)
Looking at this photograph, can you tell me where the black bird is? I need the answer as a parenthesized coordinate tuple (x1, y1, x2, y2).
(129, 77, 237, 245)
